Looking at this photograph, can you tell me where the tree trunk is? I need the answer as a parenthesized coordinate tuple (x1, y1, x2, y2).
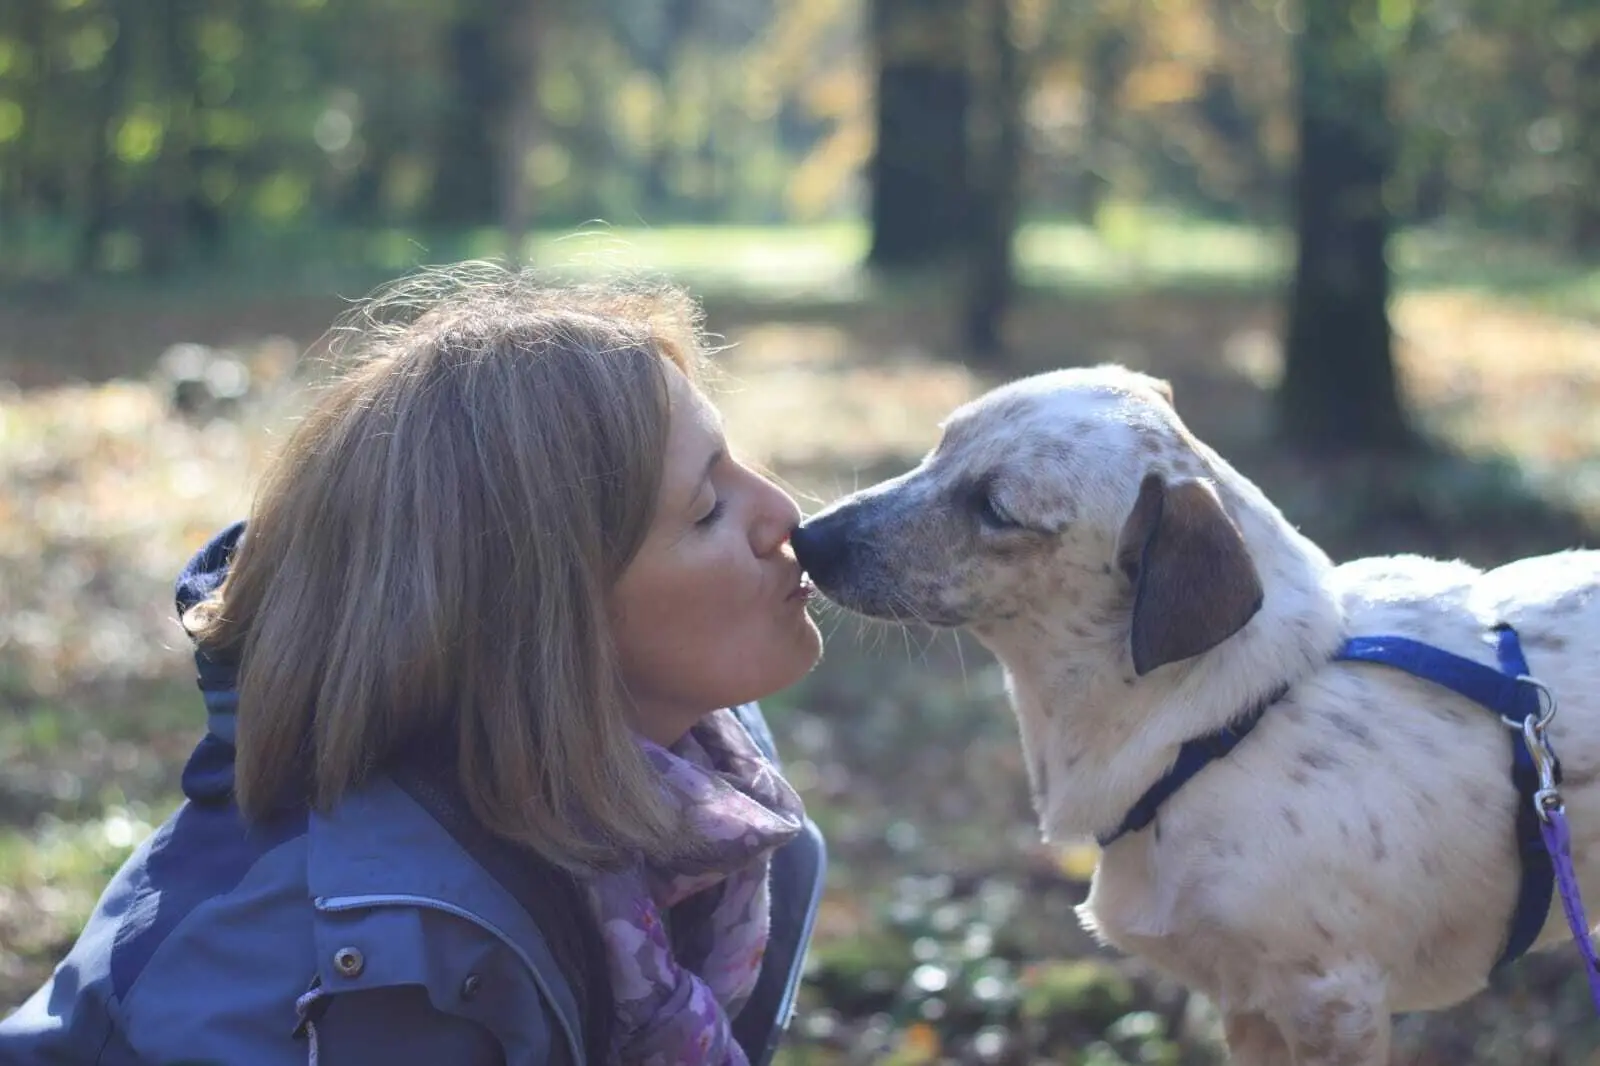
(1277, 0, 1414, 455)
(963, 0, 1023, 356)
(3, 0, 50, 241)
(424, 1, 513, 227)
(140, 0, 201, 275)
(1572, 31, 1600, 254)
(496, 0, 544, 259)
(868, 0, 974, 269)
(1073, 25, 1133, 221)
(78, 0, 135, 273)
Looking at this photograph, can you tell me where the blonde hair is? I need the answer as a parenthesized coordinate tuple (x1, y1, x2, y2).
(185, 261, 707, 871)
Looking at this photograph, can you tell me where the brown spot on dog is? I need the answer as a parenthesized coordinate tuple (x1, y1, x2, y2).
(1283, 807, 1303, 835)
(1327, 710, 1378, 751)
(1420, 854, 1441, 877)
(1293, 957, 1328, 981)
(1311, 920, 1336, 943)
(1289, 768, 1310, 786)
(1028, 750, 1049, 804)
(1523, 631, 1569, 653)
(1299, 748, 1342, 771)
(1367, 814, 1387, 861)
(1422, 698, 1475, 725)
(1414, 934, 1442, 973)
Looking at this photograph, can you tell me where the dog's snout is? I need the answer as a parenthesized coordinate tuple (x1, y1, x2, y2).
(790, 511, 853, 589)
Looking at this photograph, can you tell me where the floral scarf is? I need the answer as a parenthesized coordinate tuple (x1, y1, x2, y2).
(586, 708, 806, 1065)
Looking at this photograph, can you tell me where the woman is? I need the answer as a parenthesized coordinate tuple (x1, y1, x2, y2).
(0, 264, 828, 1065)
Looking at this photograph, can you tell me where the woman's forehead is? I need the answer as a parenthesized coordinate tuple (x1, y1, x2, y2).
(666, 369, 723, 438)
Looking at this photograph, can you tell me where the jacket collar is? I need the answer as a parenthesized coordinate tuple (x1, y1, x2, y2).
(306, 774, 584, 1055)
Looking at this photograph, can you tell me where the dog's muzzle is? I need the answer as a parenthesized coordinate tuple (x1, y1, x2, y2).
(790, 508, 857, 592)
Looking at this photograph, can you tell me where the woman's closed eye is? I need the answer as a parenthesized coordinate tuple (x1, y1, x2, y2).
(696, 498, 727, 528)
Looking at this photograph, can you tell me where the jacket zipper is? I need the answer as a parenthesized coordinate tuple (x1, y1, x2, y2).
(313, 892, 582, 1064)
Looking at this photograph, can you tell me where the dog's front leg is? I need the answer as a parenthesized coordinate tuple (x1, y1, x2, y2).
(1280, 967, 1390, 1066)
(1223, 1011, 1291, 1066)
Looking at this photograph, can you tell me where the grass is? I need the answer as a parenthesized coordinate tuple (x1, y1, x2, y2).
(4, 210, 1597, 321)
(4, 219, 1600, 1061)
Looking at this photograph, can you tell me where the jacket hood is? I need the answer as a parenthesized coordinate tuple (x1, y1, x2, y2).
(174, 520, 247, 806)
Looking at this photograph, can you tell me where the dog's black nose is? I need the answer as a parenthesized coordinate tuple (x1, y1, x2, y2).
(790, 514, 850, 590)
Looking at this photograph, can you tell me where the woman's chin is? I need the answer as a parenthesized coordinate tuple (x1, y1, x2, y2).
(747, 628, 824, 706)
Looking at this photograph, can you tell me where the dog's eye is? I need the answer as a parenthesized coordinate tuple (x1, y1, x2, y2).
(976, 492, 1020, 531)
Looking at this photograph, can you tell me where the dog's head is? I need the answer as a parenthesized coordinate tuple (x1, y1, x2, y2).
(791, 365, 1264, 676)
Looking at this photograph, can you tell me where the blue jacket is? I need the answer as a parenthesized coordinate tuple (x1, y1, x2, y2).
(0, 523, 826, 1066)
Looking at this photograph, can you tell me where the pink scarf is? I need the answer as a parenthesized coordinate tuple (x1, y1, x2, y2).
(585, 708, 805, 1065)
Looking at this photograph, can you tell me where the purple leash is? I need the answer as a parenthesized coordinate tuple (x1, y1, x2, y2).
(1519, 692, 1600, 1014)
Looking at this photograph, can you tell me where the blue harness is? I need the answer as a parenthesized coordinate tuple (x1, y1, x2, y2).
(1097, 624, 1559, 970)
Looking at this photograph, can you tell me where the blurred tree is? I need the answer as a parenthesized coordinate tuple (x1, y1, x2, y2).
(78, 0, 134, 272)
(867, 0, 974, 267)
(2, 0, 1594, 280)
(139, 0, 210, 274)
(1, 0, 49, 234)
(607, 0, 703, 213)
(1573, 23, 1600, 253)
(1278, 0, 1415, 454)
(964, 0, 1023, 355)
(425, 0, 527, 227)
(495, 0, 547, 256)
(1072, 11, 1136, 222)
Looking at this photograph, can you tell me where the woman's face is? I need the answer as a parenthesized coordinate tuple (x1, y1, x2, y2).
(611, 366, 822, 746)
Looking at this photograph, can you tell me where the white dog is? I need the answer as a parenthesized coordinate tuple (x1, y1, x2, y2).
(789, 364, 1600, 1065)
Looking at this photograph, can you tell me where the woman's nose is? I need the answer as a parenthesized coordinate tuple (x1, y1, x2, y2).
(752, 476, 803, 555)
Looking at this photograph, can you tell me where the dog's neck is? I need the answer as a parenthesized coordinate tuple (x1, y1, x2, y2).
(981, 459, 1346, 844)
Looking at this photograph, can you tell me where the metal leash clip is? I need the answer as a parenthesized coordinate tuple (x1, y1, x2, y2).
(1514, 676, 1562, 821)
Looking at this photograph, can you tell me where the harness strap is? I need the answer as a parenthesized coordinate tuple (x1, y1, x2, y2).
(1096, 684, 1288, 848)
(1333, 625, 1558, 969)
(1097, 625, 1558, 973)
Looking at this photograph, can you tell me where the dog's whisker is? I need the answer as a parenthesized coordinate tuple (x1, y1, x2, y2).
(823, 608, 853, 647)
(879, 591, 945, 667)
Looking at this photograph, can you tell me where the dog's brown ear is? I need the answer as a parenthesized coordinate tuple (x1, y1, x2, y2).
(1147, 376, 1175, 408)
(1115, 472, 1263, 676)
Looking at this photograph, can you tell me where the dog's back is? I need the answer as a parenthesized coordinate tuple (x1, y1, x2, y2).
(1331, 548, 1600, 840)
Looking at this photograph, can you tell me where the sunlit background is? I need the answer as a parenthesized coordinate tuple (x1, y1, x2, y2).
(2, 0, 1599, 1062)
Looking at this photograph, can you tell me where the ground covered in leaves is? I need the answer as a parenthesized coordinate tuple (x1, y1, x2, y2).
(4, 256, 1600, 1063)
